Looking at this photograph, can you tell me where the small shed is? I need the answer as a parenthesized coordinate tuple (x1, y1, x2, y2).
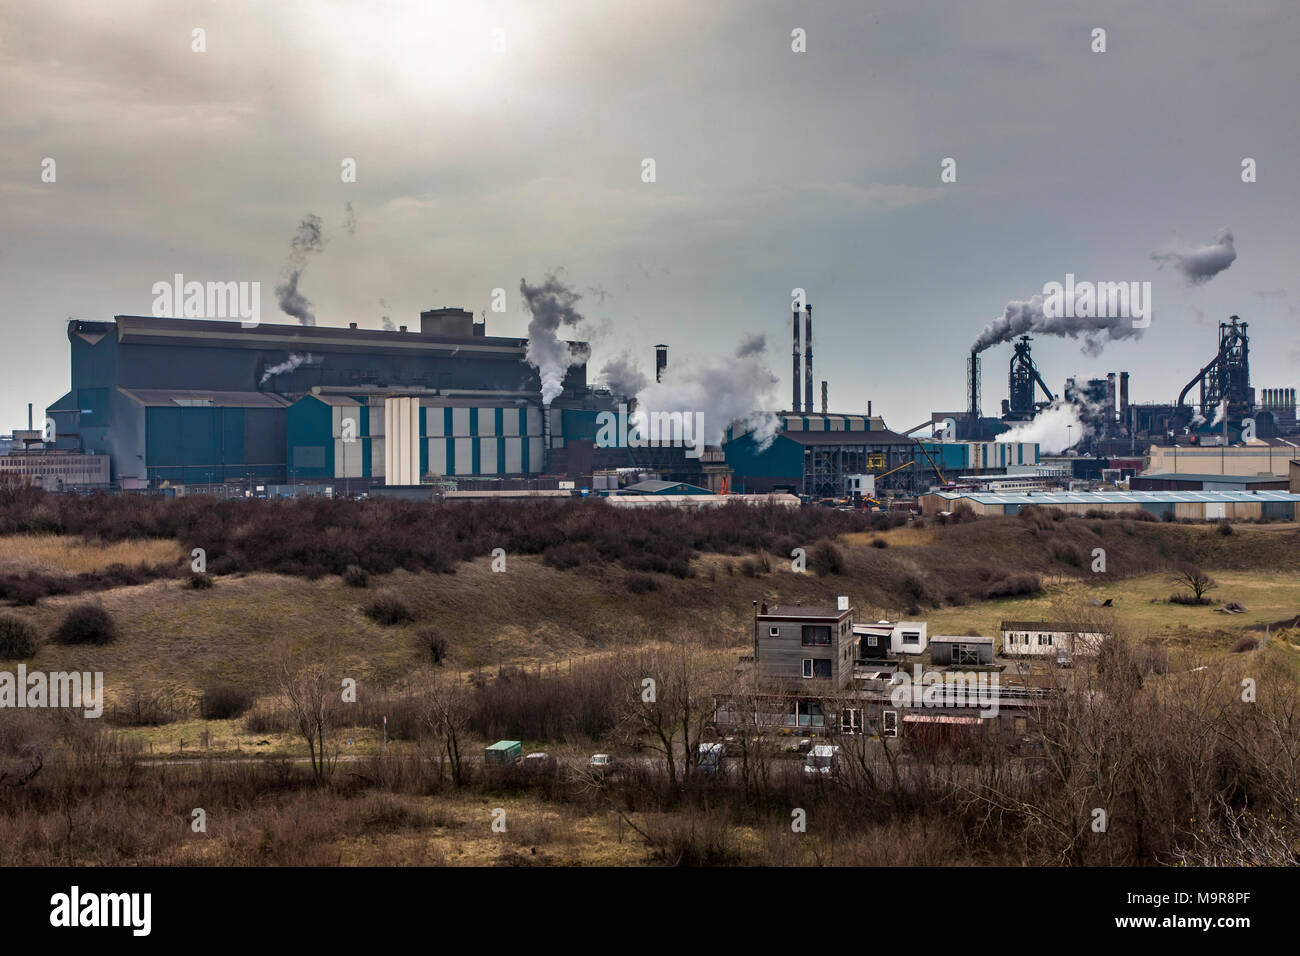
(929, 635, 995, 666)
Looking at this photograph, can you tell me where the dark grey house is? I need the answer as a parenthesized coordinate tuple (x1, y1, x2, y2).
(754, 602, 856, 689)
(928, 635, 996, 666)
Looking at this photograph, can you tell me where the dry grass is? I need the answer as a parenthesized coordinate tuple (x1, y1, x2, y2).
(0, 534, 180, 575)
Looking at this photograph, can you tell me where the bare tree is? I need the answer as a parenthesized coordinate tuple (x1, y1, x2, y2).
(615, 640, 717, 789)
(417, 673, 471, 787)
(1170, 564, 1217, 602)
(279, 655, 340, 785)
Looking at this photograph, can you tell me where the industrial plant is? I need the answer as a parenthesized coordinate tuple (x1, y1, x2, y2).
(1, 299, 1296, 508)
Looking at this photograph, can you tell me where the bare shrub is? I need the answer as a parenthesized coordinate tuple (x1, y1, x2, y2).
(52, 602, 118, 646)
(0, 613, 40, 659)
(364, 591, 413, 625)
(200, 684, 255, 720)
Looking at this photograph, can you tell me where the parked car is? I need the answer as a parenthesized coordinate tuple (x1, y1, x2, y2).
(588, 753, 619, 777)
(804, 744, 841, 776)
(697, 742, 725, 773)
(522, 752, 557, 773)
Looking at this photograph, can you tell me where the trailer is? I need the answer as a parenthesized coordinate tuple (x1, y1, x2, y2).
(484, 740, 522, 766)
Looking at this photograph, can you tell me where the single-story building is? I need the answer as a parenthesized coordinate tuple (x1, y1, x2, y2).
(1000, 620, 1108, 658)
(853, 620, 928, 658)
(1128, 472, 1288, 492)
(920, 489, 1300, 521)
(928, 635, 996, 666)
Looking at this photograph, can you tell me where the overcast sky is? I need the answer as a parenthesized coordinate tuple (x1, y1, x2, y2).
(3, 0, 1298, 432)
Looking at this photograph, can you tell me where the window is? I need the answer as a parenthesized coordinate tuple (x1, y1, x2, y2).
(801, 625, 832, 646)
(841, 708, 861, 735)
(769, 626, 780, 637)
(801, 659, 831, 679)
(796, 701, 825, 727)
(1014, 716, 1028, 734)
(902, 632, 920, 646)
(882, 710, 899, 738)
(867, 635, 878, 647)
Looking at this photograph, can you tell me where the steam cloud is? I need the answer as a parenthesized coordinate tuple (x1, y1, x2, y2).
(1151, 229, 1236, 284)
(599, 351, 649, 399)
(275, 214, 328, 326)
(379, 297, 395, 331)
(521, 273, 587, 405)
(260, 352, 312, 385)
(972, 292, 1143, 357)
(632, 335, 781, 450)
(996, 400, 1086, 454)
(734, 332, 767, 358)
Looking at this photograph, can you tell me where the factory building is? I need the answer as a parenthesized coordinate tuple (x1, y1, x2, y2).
(45, 311, 607, 487)
(724, 414, 1038, 498)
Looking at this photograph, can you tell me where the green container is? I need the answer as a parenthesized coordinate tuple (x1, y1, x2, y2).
(484, 740, 522, 765)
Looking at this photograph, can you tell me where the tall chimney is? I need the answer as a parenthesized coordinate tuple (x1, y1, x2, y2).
(821, 380, 828, 415)
(28, 403, 33, 431)
(792, 307, 802, 413)
(1106, 372, 1117, 422)
(968, 349, 982, 426)
(804, 303, 813, 420)
(542, 407, 553, 473)
(655, 344, 668, 384)
(1119, 371, 1129, 421)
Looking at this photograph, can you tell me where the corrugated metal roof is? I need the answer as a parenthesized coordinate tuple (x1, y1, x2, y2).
(785, 429, 915, 446)
(119, 388, 293, 408)
(929, 490, 1300, 504)
(1132, 472, 1285, 484)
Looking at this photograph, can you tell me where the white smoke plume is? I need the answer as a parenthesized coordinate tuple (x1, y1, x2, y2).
(260, 352, 312, 385)
(1190, 410, 1207, 427)
(1211, 400, 1226, 427)
(275, 214, 328, 326)
(631, 335, 781, 450)
(734, 332, 767, 358)
(996, 400, 1086, 454)
(598, 351, 648, 399)
(520, 273, 587, 404)
(379, 297, 395, 331)
(1151, 229, 1236, 284)
(973, 291, 1143, 357)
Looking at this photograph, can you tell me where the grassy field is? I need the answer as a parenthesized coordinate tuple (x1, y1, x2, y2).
(0, 533, 180, 575)
(921, 569, 1300, 650)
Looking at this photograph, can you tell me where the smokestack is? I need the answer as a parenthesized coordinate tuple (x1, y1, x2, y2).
(792, 307, 802, 413)
(804, 303, 813, 420)
(1107, 372, 1117, 422)
(542, 408, 553, 473)
(868, 400, 872, 417)
(821, 380, 828, 415)
(1119, 371, 1129, 420)
(968, 349, 982, 426)
(655, 344, 668, 384)
(28, 403, 33, 431)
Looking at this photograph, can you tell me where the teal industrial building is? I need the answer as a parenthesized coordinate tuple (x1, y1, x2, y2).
(46, 310, 614, 488)
(722, 412, 1040, 497)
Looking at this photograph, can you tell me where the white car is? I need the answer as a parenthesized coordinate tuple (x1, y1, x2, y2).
(804, 744, 841, 775)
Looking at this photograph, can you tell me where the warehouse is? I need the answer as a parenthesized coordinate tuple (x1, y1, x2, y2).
(46, 310, 608, 486)
(919, 489, 1300, 521)
(723, 413, 1038, 497)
